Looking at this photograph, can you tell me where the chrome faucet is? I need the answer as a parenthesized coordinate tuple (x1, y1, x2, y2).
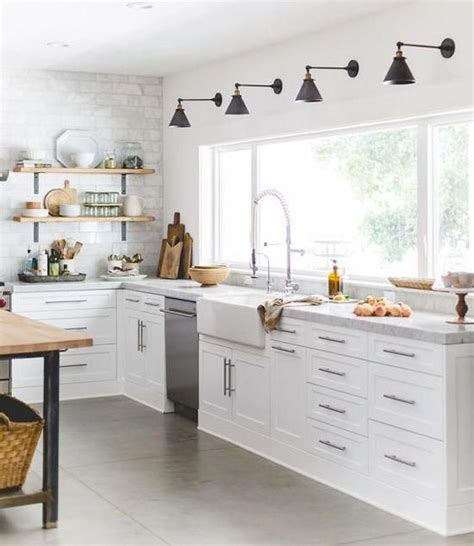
(250, 188, 303, 295)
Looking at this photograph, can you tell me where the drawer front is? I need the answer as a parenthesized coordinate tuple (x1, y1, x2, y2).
(122, 290, 144, 310)
(13, 345, 116, 388)
(13, 290, 116, 313)
(307, 384, 368, 436)
(369, 421, 443, 501)
(307, 349, 367, 398)
(142, 293, 164, 315)
(368, 333, 443, 376)
(307, 324, 368, 359)
(306, 419, 368, 474)
(270, 318, 306, 346)
(21, 309, 116, 345)
(369, 363, 443, 439)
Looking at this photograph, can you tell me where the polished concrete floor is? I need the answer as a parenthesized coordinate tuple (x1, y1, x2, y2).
(0, 396, 473, 546)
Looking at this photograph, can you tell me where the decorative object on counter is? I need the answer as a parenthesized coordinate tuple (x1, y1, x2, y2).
(107, 253, 144, 274)
(257, 294, 326, 332)
(388, 277, 435, 290)
(188, 264, 230, 286)
(100, 273, 148, 281)
(0, 394, 44, 491)
(327, 259, 343, 297)
(384, 37, 455, 85)
(296, 59, 359, 102)
(56, 129, 101, 168)
(353, 296, 413, 318)
(328, 293, 357, 303)
(104, 150, 117, 169)
(43, 180, 77, 216)
(18, 272, 86, 283)
(179, 233, 193, 279)
(439, 271, 474, 289)
(161, 237, 184, 279)
(121, 142, 143, 169)
(225, 78, 283, 115)
(169, 93, 222, 128)
(123, 194, 145, 216)
(433, 286, 474, 324)
(37, 249, 49, 276)
(157, 212, 193, 280)
(48, 249, 60, 276)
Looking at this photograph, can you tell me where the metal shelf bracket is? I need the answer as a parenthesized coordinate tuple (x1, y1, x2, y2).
(34, 173, 40, 194)
(121, 222, 127, 241)
(121, 174, 127, 195)
(33, 222, 39, 243)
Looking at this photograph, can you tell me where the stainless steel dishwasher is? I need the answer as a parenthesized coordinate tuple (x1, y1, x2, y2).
(162, 297, 198, 421)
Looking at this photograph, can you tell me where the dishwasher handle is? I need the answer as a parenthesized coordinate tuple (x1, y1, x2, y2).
(160, 309, 197, 319)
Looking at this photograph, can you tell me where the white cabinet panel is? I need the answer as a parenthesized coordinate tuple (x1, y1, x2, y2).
(13, 290, 116, 312)
(271, 343, 306, 449)
(307, 349, 367, 398)
(306, 419, 369, 474)
(369, 363, 443, 439)
(199, 341, 232, 420)
(232, 350, 270, 435)
(142, 294, 164, 315)
(270, 318, 307, 346)
(306, 324, 368, 360)
(307, 384, 368, 436)
(143, 313, 165, 394)
(370, 421, 443, 502)
(368, 334, 443, 376)
(124, 309, 145, 386)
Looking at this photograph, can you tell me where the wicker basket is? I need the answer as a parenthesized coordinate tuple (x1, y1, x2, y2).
(388, 277, 435, 290)
(0, 395, 44, 491)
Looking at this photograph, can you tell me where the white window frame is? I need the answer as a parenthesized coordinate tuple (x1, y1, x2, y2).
(202, 109, 473, 281)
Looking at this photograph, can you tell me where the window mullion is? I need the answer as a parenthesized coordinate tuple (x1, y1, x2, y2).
(251, 143, 259, 267)
(417, 122, 431, 277)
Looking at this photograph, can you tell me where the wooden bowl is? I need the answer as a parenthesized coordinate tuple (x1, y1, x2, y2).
(189, 265, 230, 286)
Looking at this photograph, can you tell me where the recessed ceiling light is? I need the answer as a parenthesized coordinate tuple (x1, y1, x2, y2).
(46, 41, 70, 48)
(126, 1, 155, 10)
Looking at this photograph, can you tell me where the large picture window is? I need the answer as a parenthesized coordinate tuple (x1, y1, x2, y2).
(206, 113, 473, 281)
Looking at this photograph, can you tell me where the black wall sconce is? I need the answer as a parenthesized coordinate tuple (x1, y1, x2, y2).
(169, 93, 223, 127)
(295, 60, 359, 102)
(225, 79, 283, 115)
(384, 38, 455, 85)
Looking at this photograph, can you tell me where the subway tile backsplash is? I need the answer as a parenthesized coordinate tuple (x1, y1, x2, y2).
(0, 68, 163, 281)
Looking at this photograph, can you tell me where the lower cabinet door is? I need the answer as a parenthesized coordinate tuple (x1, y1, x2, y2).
(124, 310, 145, 385)
(199, 341, 232, 420)
(143, 313, 165, 395)
(232, 350, 270, 436)
(271, 343, 306, 449)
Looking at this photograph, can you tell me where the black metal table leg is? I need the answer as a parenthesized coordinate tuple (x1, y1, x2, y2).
(42, 351, 60, 529)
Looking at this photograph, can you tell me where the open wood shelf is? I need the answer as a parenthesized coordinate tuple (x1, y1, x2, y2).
(13, 167, 155, 175)
(13, 215, 155, 223)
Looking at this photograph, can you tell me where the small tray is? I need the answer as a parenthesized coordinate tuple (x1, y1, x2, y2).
(18, 273, 87, 283)
(388, 277, 435, 290)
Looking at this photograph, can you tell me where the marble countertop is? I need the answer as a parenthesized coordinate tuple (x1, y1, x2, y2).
(8, 279, 474, 345)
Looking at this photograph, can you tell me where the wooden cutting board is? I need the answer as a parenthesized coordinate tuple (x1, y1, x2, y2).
(157, 239, 168, 277)
(63, 180, 78, 204)
(160, 240, 183, 279)
(43, 181, 75, 216)
(179, 232, 193, 279)
(167, 212, 185, 243)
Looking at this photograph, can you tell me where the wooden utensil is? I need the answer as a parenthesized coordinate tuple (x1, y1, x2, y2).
(63, 180, 78, 204)
(160, 239, 183, 279)
(70, 241, 83, 259)
(44, 181, 74, 216)
(167, 212, 185, 243)
(179, 232, 193, 279)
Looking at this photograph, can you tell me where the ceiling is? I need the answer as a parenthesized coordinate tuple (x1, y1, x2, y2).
(1, 0, 401, 76)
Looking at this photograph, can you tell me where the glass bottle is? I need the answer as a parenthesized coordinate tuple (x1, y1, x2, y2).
(328, 259, 343, 298)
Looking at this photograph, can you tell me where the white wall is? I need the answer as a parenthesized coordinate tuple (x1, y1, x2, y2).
(0, 69, 163, 281)
(163, 1, 473, 262)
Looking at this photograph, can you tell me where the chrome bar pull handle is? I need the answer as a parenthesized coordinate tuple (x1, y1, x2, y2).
(272, 345, 296, 354)
(274, 327, 297, 334)
(318, 367, 346, 377)
(141, 321, 147, 351)
(125, 298, 140, 303)
(383, 349, 415, 358)
(46, 299, 88, 304)
(60, 363, 88, 369)
(137, 320, 141, 352)
(223, 358, 228, 396)
(64, 327, 88, 331)
(318, 403, 346, 414)
(383, 394, 416, 405)
(318, 336, 346, 344)
(384, 454, 416, 468)
(144, 302, 160, 307)
(319, 439, 346, 452)
(228, 360, 235, 396)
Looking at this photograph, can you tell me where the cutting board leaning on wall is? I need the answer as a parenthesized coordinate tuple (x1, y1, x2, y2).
(157, 212, 193, 279)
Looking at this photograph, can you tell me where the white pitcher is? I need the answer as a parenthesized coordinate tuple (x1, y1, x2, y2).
(123, 195, 145, 216)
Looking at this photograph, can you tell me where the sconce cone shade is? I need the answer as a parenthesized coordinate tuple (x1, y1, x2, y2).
(383, 54, 415, 85)
(225, 92, 250, 115)
(295, 77, 323, 102)
(169, 105, 191, 127)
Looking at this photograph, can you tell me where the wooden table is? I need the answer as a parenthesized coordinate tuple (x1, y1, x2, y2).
(0, 312, 92, 528)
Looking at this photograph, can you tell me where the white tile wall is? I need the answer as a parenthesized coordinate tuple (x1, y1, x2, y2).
(0, 68, 163, 280)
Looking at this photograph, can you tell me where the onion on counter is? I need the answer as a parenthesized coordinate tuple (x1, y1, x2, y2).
(353, 296, 412, 318)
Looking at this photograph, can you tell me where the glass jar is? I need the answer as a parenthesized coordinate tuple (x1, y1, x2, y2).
(104, 150, 116, 169)
(121, 142, 144, 169)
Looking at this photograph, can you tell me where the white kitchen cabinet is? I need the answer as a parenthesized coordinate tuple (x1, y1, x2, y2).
(199, 340, 270, 434)
(124, 309, 145, 385)
(270, 342, 306, 449)
(143, 313, 166, 395)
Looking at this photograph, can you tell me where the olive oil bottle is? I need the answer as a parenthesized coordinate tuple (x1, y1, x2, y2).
(328, 259, 343, 298)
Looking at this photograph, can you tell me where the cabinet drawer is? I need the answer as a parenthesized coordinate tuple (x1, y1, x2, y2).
(122, 290, 144, 310)
(270, 318, 306, 346)
(368, 363, 443, 439)
(306, 324, 368, 359)
(307, 349, 367, 398)
(307, 384, 368, 436)
(142, 294, 164, 315)
(368, 334, 443, 376)
(13, 290, 116, 312)
(306, 419, 368, 474)
(21, 308, 116, 345)
(369, 421, 443, 501)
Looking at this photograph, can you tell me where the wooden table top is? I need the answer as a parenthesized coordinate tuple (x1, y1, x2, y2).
(0, 312, 93, 356)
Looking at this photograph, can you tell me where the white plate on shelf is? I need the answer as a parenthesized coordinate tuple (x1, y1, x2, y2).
(56, 130, 101, 168)
(100, 274, 148, 282)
